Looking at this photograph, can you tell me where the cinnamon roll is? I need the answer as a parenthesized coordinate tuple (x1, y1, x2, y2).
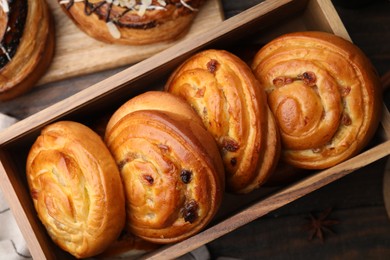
(165, 49, 280, 193)
(252, 31, 382, 169)
(58, 0, 206, 45)
(105, 92, 224, 243)
(26, 121, 126, 258)
(0, 0, 55, 100)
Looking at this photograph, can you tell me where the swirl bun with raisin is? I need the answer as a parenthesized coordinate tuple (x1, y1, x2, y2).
(59, 0, 206, 45)
(252, 31, 382, 169)
(165, 49, 280, 194)
(105, 91, 224, 243)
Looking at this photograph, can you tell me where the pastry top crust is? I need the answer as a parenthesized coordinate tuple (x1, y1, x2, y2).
(105, 90, 204, 133)
(165, 49, 280, 193)
(0, 0, 55, 100)
(59, 0, 206, 45)
(106, 91, 224, 184)
(252, 31, 382, 169)
(26, 121, 126, 258)
(105, 92, 224, 243)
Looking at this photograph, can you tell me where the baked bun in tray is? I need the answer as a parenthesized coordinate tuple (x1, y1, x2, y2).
(165, 49, 281, 194)
(58, 0, 207, 45)
(105, 91, 224, 244)
(252, 31, 382, 169)
(0, 0, 55, 100)
(26, 121, 126, 258)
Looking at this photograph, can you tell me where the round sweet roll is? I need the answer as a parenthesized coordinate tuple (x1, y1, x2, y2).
(252, 31, 382, 169)
(58, 0, 206, 45)
(26, 121, 126, 258)
(105, 94, 224, 243)
(0, 0, 55, 100)
(165, 49, 280, 193)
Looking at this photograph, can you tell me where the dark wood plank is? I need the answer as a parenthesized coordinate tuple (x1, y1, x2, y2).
(208, 206, 390, 259)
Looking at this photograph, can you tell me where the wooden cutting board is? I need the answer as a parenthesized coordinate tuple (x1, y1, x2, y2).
(38, 0, 224, 85)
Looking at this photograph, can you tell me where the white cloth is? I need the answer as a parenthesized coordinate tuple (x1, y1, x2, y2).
(0, 193, 32, 259)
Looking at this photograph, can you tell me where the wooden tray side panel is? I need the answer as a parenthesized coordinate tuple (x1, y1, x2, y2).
(0, 150, 57, 259)
(304, 0, 350, 41)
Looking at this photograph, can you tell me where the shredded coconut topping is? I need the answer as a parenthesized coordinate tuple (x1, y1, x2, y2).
(0, 43, 11, 62)
(0, 0, 9, 13)
(180, 0, 198, 11)
(106, 21, 121, 39)
(59, 0, 83, 4)
(157, 0, 166, 6)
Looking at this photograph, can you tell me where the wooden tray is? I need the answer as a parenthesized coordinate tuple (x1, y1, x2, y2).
(0, 0, 389, 259)
(38, 0, 224, 85)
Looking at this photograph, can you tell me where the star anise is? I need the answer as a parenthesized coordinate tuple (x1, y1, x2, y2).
(303, 207, 340, 243)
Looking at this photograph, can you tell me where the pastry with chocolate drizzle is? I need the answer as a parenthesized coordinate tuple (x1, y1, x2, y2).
(0, 0, 55, 100)
(59, 0, 207, 45)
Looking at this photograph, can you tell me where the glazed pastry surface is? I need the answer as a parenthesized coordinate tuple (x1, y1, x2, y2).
(26, 121, 125, 258)
(59, 0, 206, 45)
(105, 94, 224, 243)
(252, 31, 382, 169)
(0, 0, 55, 100)
(105, 90, 204, 131)
(165, 49, 280, 193)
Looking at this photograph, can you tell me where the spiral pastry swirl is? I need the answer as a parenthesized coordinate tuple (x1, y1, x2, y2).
(165, 49, 280, 193)
(26, 121, 125, 258)
(105, 93, 224, 243)
(252, 31, 382, 169)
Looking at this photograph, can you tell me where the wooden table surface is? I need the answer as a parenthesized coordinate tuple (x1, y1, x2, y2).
(1, 0, 389, 259)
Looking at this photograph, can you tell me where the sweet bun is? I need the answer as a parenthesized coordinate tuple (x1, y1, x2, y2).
(165, 49, 280, 193)
(105, 92, 224, 243)
(0, 0, 55, 100)
(58, 0, 206, 45)
(252, 31, 382, 169)
(26, 121, 126, 258)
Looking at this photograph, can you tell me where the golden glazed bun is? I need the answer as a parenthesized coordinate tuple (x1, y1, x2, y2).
(59, 0, 206, 45)
(252, 31, 382, 169)
(26, 121, 126, 258)
(105, 91, 224, 243)
(165, 49, 281, 194)
(0, 0, 55, 100)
